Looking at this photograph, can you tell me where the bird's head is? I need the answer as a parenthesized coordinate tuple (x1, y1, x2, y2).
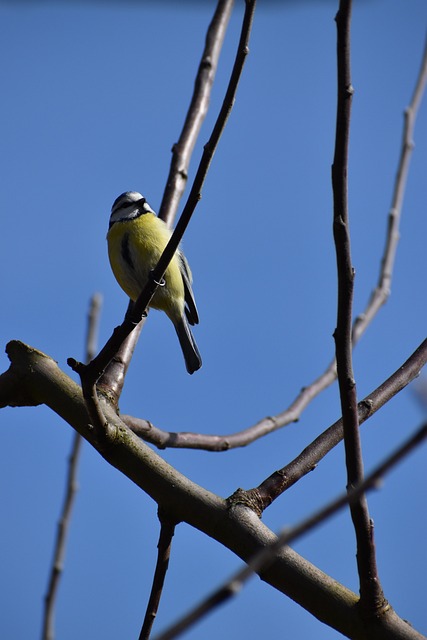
(109, 191, 154, 227)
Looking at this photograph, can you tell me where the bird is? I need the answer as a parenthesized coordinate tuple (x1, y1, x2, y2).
(106, 191, 202, 374)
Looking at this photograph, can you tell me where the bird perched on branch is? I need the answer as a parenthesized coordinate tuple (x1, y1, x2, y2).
(107, 191, 202, 374)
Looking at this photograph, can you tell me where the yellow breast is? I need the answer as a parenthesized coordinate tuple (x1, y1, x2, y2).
(107, 212, 185, 320)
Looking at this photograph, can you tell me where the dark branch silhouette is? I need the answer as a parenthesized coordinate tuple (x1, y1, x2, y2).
(332, 0, 385, 614)
(139, 512, 177, 640)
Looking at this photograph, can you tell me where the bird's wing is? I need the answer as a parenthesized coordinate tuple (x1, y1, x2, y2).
(178, 251, 199, 326)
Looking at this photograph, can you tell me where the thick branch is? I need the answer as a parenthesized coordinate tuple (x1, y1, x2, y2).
(1, 340, 424, 639)
(156, 423, 427, 640)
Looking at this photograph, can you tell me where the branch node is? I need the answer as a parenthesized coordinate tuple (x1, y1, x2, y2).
(67, 357, 84, 374)
(227, 488, 263, 518)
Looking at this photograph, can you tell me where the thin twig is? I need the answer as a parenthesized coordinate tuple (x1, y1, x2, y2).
(154, 423, 427, 640)
(159, 0, 234, 226)
(352, 34, 427, 343)
(254, 337, 427, 509)
(42, 294, 102, 640)
(122, 336, 423, 454)
(139, 512, 177, 640)
(68, 0, 256, 389)
(332, 0, 385, 615)
(122, 363, 336, 450)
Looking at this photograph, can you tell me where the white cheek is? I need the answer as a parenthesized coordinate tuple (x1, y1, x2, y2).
(109, 208, 137, 225)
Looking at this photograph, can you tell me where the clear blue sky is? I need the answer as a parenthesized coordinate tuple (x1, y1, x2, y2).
(1, 1, 426, 639)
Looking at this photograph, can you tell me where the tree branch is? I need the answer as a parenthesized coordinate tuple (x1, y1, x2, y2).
(119, 31, 427, 453)
(1, 340, 424, 639)
(139, 511, 177, 640)
(122, 337, 425, 455)
(352, 34, 427, 343)
(68, 0, 256, 391)
(159, 0, 234, 226)
(155, 423, 427, 640)
(332, 0, 385, 615)
(121, 363, 337, 450)
(252, 337, 427, 509)
(42, 294, 102, 640)
(97, 301, 145, 411)
(98, 2, 235, 407)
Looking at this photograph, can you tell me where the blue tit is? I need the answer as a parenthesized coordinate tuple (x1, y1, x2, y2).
(107, 191, 202, 374)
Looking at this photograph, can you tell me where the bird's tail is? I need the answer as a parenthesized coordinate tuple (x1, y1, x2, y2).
(174, 316, 202, 374)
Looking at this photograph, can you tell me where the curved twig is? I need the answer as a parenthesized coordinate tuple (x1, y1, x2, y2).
(353, 35, 427, 343)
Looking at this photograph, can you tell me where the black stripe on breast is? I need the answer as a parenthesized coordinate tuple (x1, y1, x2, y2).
(121, 233, 135, 271)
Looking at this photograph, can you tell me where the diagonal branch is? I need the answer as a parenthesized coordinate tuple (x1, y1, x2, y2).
(98, 1, 235, 408)
(68, 0, 257, 392)
(253, 337, 427, 510)
(97, 300, 145, 411)
(159, 0, 234, 226)
(332, 0, 385, 615)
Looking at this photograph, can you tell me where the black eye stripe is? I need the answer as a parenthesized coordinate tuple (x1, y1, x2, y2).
(119, 197, 145, 211)
(111, 192, 146, 214)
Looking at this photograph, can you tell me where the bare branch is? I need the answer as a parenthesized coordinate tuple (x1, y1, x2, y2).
(97, 301, 145, 411)
(119, 32, 427, 454)
(122, 362, 337, 450)
(155, 423, 427, 640)
(139, 512, 177, 640)
(332, 0, 385, 614)
(159, 0, 234, 226)
(353, 34, 427, 343)
(122, 336, 424, 454)
(253, 337, 427, 510)
(42, 294, 102, 640)
(4, 340, 425, 639)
